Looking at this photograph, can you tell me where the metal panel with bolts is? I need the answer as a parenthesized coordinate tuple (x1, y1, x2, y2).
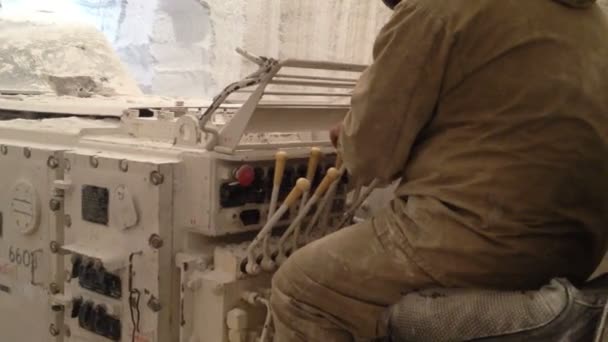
(0, 47, 365, 342)
(0, 143, 66, 342)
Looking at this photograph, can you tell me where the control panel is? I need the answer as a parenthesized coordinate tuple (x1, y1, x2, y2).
(215, 157, 348, 232)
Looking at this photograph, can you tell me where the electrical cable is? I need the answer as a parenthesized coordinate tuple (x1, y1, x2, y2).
(128, 251, 143, 342)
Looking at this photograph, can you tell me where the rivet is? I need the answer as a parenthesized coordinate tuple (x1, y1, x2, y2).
(0, 145, 7, 155)
(50, 241, 60, 254)
(64, 214, 72, 228)
(49, 199, 61, 211)
(64, 326, 71, 338)
(119, 159, 129, 172)
(89, 156, 99, 168)
(49, 324, 60, 337)
(65, 159, 71, 171)
(49, 282, 60, 295)
(147, 296, 162, 312)
(47, 156, 59, 169)
(150, 171, 164, 186)
(149, 234, 164, 249)
(23, 147, 31, 158)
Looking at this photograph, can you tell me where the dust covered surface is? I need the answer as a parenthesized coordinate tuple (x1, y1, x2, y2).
(0, 17, 141, 96)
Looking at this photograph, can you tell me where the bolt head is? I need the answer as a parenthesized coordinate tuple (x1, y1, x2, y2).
(64, 214, 72, 228)
(49, 199, 61, 211)
(49, 241, 60, 254)
(150, 171, 164, 185)
(47, 156, 59, 169)
(23, 147, 31, 158)
(49, 324, 60, 337)
(49, 282, 60, 295)
(147, 296, 162, 312)
(0, 145, 7, 155)
(65, 159, 71, 171)
(149, 234, 164, 249)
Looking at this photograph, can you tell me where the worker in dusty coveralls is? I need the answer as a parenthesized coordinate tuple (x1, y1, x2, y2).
(271, 0, 608, 340)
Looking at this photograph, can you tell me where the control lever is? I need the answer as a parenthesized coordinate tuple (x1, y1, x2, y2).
(301, 147, 323, 207)
(290, 148, 323, 247)
(245, 178, 310, 275)
(275, 168, 340, 265)
(260, 151, 288, 271)
(335, 179, 380, 229)
(318, 155, 344, 232)
(303, 154, 345, 242)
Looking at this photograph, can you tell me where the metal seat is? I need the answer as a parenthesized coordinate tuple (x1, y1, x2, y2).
(387, 275, 608, 342)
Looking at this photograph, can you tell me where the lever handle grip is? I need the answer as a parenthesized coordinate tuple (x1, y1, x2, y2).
(284, 178, 311, 207)
(313, 168, 340, 197)
(273, 151, 288, 186)
(306, 147, 323, 181)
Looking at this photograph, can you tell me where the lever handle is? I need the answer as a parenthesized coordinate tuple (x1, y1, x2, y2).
(306, 147, 323, 181)
(273, 151, 288, 186)
(313, 168, 340, 198)
(284, 178, 311, 207)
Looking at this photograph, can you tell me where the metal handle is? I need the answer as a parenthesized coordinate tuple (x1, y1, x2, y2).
(273, 151, 288, 187)
(314, 168, 340, 198)
(284, 178, 311, 207)
(306, 147, 323, 181)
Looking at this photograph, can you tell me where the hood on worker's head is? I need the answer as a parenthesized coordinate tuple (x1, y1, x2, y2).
(553, 0, 597, 8)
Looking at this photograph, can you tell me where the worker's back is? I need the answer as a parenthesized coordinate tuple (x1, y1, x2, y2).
(389, 0, 608, 289)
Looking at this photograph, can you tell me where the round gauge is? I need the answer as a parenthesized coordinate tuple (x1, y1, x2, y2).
(10, 180, 40, 235)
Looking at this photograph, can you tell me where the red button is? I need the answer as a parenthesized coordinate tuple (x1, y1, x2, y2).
(234, 165, 255, 187)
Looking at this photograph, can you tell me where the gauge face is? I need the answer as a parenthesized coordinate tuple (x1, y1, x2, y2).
(10, 181, 40, 235)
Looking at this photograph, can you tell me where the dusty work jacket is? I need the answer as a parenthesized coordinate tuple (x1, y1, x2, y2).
(339, 0, 608, 289)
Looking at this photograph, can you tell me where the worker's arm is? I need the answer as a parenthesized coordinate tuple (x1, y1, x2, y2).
(338, 1, 452, 185)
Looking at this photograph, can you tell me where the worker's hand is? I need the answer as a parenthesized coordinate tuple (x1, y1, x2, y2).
(330, 123, 341, 148)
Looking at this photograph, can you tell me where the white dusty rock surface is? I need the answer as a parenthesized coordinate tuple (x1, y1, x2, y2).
(0, 17, 141, 96)
(1, 0, 390, 98)
(1, 1, 606, 99)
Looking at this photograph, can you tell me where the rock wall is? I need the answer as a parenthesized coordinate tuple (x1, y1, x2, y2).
(75, 0, 390, 98)
(205, 0, 390, 97)
(2, 0, 606, 98)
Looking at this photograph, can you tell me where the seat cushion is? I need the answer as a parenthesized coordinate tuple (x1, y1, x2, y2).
(389, 278, 575, 341)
